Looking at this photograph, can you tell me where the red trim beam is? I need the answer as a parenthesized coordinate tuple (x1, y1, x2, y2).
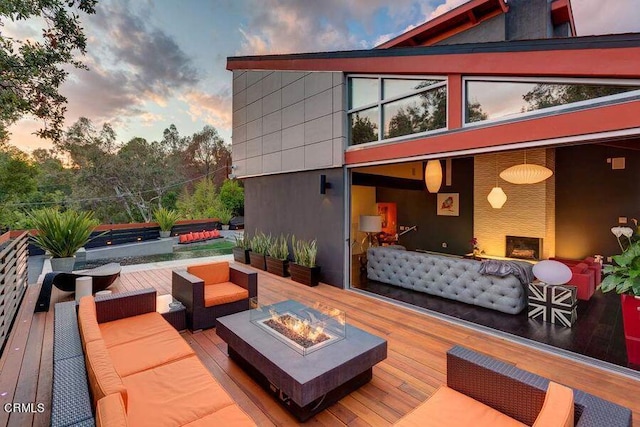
(227, 46, 640, 79)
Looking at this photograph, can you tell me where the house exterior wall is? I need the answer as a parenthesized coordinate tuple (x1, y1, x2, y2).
(232, 70, 345, 178)
(243, 168, 345, 287)
(435, 14, 506, 45)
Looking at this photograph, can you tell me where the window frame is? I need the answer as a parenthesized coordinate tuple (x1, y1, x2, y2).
(347, 74, 448, 147)
(462, 76, 640, 128)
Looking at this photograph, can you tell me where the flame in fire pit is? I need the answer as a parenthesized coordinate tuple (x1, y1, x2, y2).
(266, 309, 330, 348)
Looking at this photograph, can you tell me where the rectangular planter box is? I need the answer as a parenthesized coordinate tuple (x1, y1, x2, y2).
(266, 256, 289, 277)
(289, 263, 320, 287)
(621, 294, 640, 365)
(233, 247, 251, 264)
(249, 252, 267, 270)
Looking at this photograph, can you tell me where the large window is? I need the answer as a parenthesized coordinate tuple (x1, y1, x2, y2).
(348, 76, 447, 146)
(465, 78, 640, 124)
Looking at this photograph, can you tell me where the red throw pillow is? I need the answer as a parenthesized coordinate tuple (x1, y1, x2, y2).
(570, 263, 589, 274)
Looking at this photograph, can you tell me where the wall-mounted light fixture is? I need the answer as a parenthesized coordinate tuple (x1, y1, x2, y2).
(320, 174, 332, 194)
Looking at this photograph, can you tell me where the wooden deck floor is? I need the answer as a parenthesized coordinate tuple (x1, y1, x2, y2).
(2, 265, 640, 426)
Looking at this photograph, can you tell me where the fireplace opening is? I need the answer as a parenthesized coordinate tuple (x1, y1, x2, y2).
(506, 236, 542, 260)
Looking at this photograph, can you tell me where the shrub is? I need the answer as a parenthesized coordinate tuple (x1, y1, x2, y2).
(153, 207, 180, 231)
(267, 234, 289, 260)
(218, 179, 244, 216)
(29, 208, 100, 258)
(292, 236, 317, 267)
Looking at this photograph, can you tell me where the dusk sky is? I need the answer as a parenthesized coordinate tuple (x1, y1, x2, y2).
(6, 0, 640, 153)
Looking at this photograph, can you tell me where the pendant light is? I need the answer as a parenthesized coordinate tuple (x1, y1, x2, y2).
(424, 160, 442, 193)
(499, 151, 552, 184)
(487, 155, 507, 209)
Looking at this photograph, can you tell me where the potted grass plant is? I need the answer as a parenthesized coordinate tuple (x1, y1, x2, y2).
(29, 208, 100, 272)
(601, 226, 640, 365)
(216, 206, 233, 231)
(249, 232, 271, 270)
(289, 236, 320, 286)
(153, 207, 180, 238)
(232, 233, 251, 264)
(266, 234, 289, 277)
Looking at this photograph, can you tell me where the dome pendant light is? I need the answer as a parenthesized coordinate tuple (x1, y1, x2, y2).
(499, 151, 553, 184)
(424, 160, 442, 193)
(487, 155, 507, 209)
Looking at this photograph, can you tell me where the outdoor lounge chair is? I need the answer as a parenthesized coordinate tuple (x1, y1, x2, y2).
(172, 261, 257, 330)
(35, 262, 122, 312)
(394, 346, 632, 426)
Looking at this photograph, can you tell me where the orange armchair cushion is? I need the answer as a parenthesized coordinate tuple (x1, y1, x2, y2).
(85, 339, 128, 410)
(532, 382, 574, 427)
(96, 393, 129, 427)
(204, 282, 249, 307)
(187, 262, 230, 285)
(79, 296, 102, 348)
(395, 386, 526, 427)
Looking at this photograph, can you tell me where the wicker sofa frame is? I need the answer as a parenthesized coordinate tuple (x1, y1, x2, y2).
(51, 288, 157, 426)
(445, 346, 632, 427)
(172, 263, 257, 330)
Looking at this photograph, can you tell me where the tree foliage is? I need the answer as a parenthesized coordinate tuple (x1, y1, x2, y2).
(351, 114, 378, 145)
(176, 178, 219, 220)
(0, 118, 234, 230)
(218, 179, 244, 216)
(523, 83, 630, 111)
(0, 0, 97, 142)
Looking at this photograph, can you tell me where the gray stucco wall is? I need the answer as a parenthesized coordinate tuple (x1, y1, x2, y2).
(232, 71, 345, 178)
(435, 14, 506, 45)
(437, 0, 564, 46)
(244, 168, 345, 287)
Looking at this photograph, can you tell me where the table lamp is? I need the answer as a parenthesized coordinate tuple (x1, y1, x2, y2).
(359, 215, 382, 250)
(532, 260, 572, 285)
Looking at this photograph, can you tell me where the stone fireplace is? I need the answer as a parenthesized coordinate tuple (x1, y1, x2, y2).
(506, 236, 542, 260)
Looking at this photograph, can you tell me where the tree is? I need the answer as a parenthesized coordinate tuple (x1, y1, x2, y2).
(0, 0, 97, 142)
(186, 125, 230, 186)
(176, 178, 219, 220)
(115, 137, 183, 222)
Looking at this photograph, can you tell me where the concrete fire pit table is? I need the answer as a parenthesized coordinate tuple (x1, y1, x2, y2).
(216, 300, 387, 421)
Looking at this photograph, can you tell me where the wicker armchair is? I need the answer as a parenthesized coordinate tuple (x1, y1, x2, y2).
(395, 346, 632, 427)
(172, 261, 257, 330)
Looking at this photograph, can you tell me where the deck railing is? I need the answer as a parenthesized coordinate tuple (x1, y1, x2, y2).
(0, 231, 28, 354)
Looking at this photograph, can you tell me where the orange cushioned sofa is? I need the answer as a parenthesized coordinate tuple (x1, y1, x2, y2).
(172, 261, 257, 330)
(77, 289, 255, 427)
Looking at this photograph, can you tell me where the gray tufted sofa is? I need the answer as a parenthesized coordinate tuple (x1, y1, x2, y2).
(366, 247, 531, 314)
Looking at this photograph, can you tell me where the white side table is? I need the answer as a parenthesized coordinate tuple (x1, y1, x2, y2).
(75, 276, 93, 302)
